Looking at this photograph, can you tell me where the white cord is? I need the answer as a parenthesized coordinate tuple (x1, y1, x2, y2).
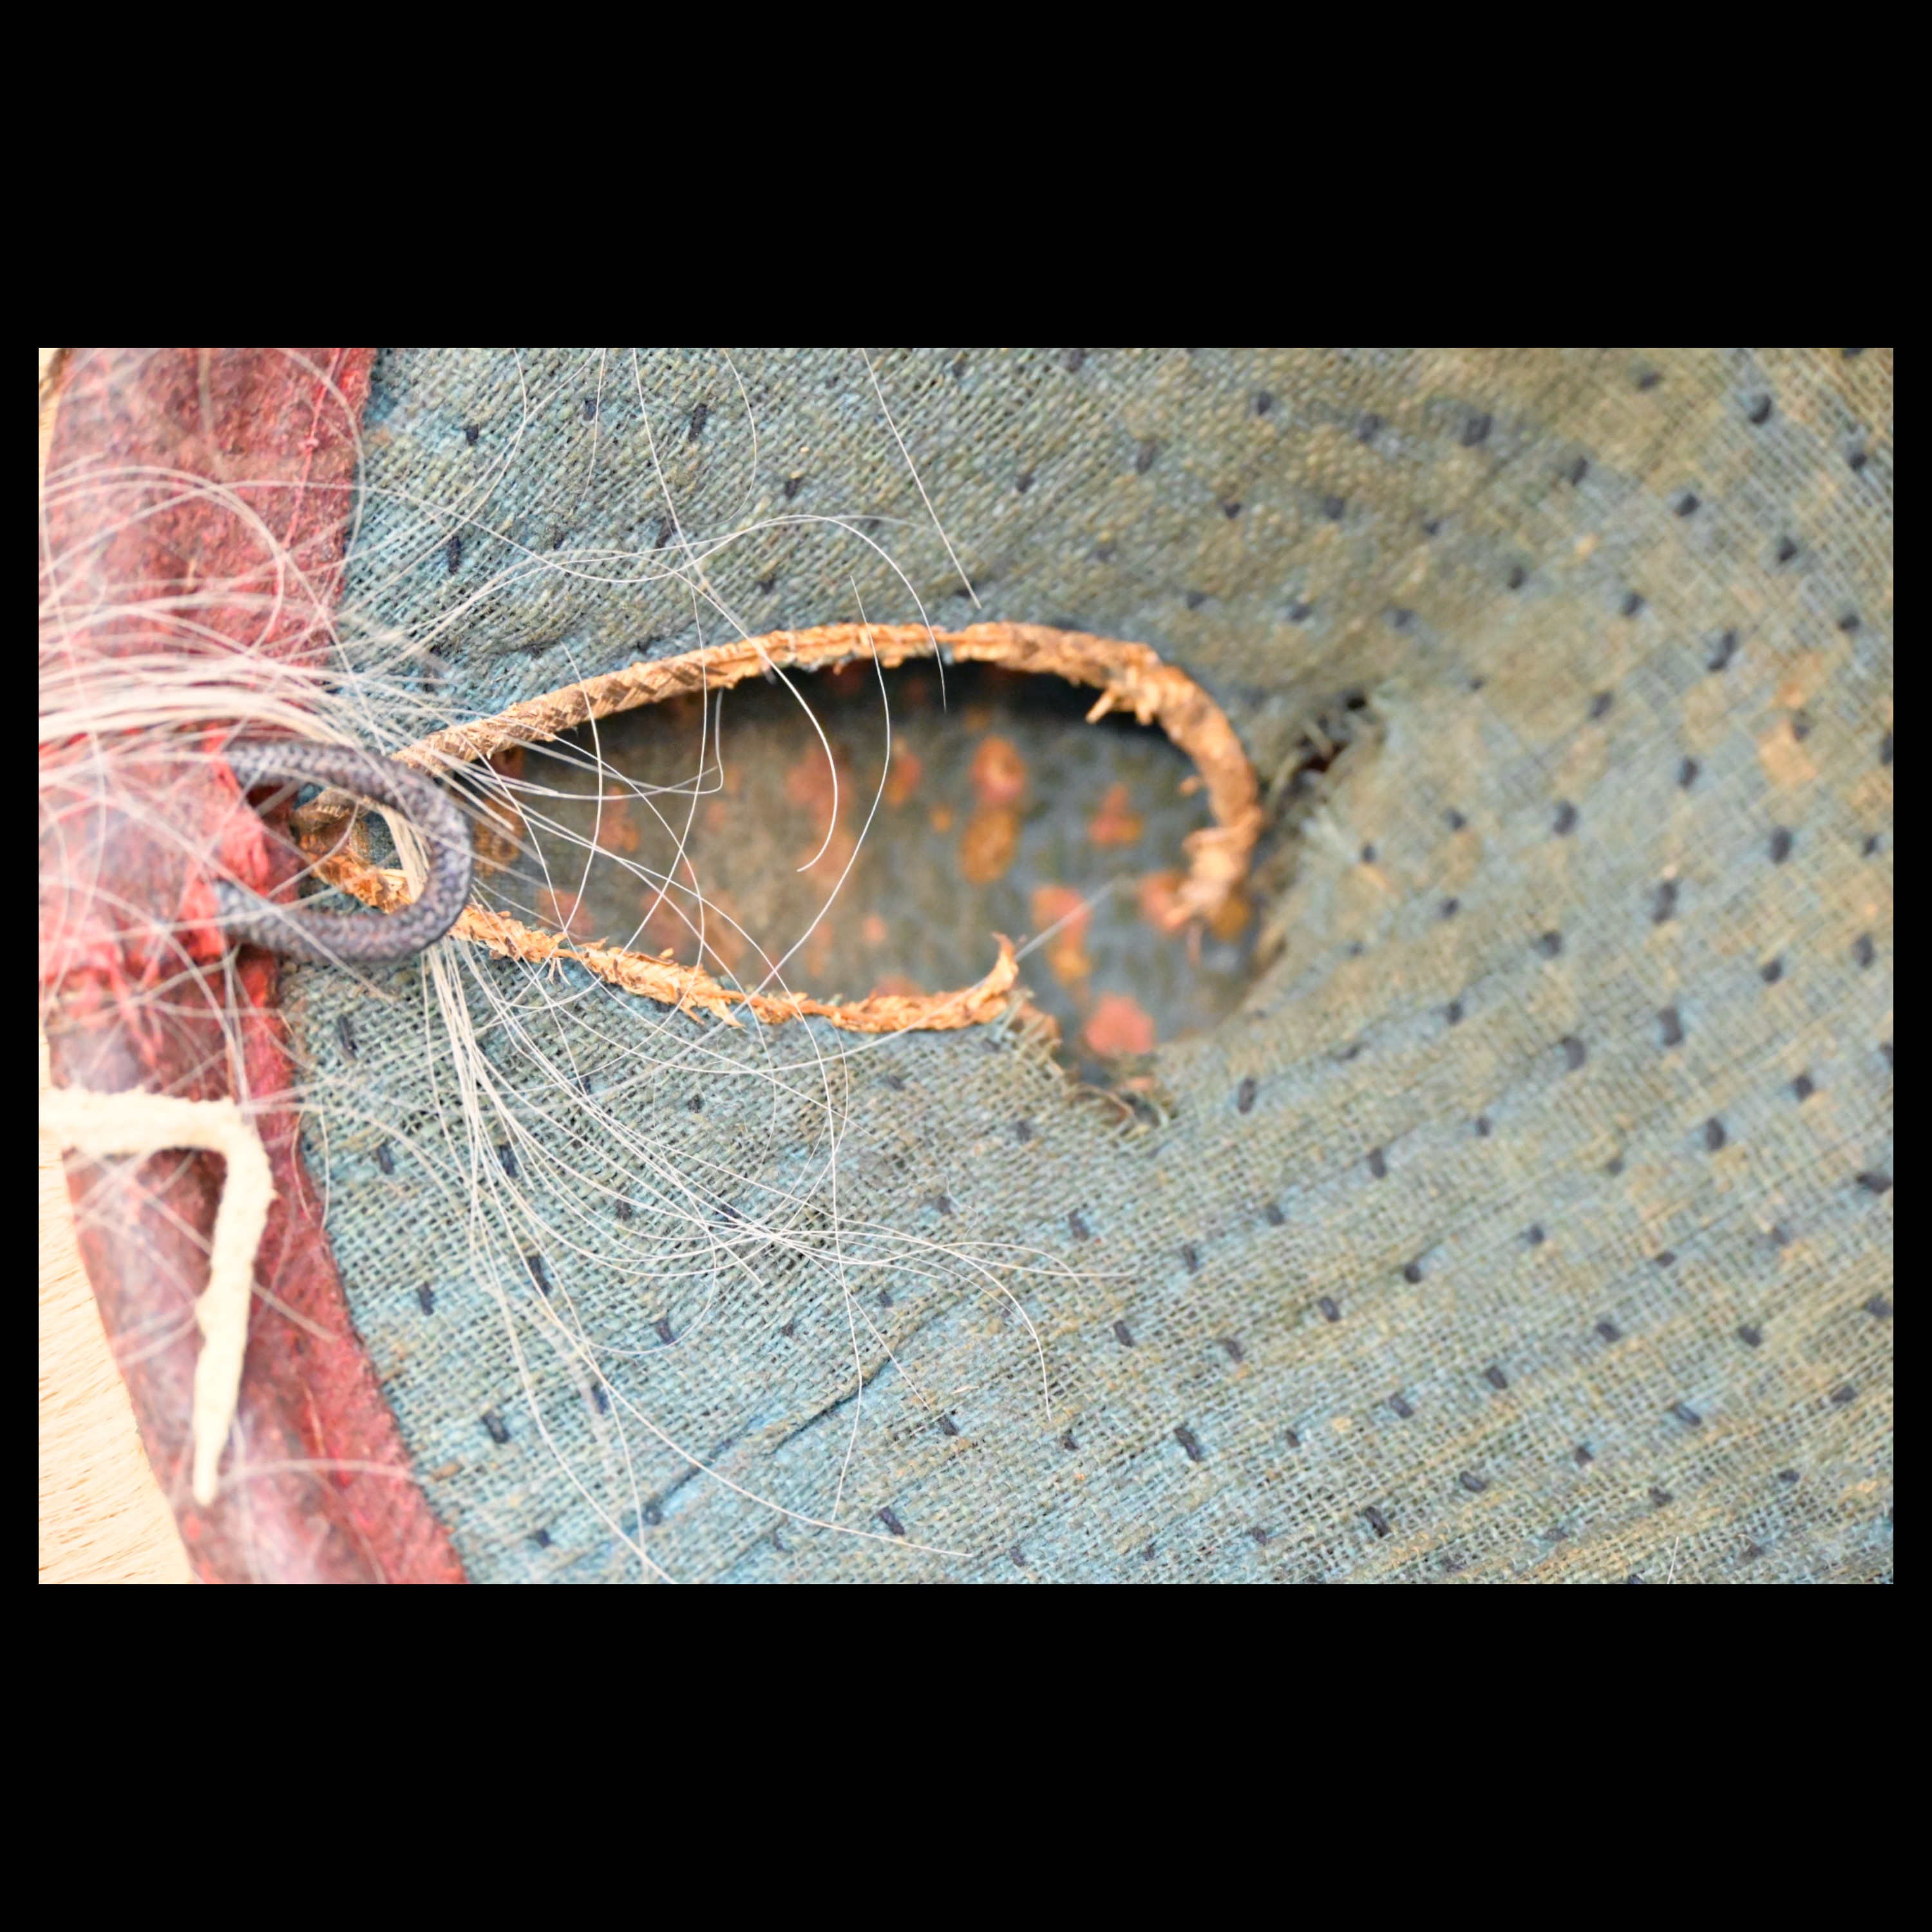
(39, 1086, 276, 1506)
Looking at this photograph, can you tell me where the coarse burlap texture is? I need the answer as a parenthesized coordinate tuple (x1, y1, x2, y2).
(289, 348, 1892, 1582)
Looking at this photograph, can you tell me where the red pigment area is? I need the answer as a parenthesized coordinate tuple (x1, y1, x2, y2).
(41, 348, 465, 1584)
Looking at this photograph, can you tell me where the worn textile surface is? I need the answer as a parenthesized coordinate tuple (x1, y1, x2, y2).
(293, 349, 1893, 1582)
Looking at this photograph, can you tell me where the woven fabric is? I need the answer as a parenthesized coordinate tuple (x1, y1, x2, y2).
(292, 348, 1893, 1582)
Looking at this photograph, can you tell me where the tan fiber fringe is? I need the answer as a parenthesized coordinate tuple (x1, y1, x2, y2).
(309, 623, 1263, 1032)
(316, 858, 1024, 1033)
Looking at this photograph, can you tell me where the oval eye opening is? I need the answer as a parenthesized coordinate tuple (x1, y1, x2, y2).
(507, 654, 1262, 1073)
(298, 624, 1267, 1073)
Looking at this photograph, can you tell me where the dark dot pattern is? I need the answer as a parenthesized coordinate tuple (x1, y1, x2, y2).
(287, 347, 1891, 1586)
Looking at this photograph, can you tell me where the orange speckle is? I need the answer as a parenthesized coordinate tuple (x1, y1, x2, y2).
(929, 804, 954, 835)
(882, 748, 923, 808)
(860, 913, 889, 947)
(1030, 884, 1094, 985)
(799, 823, 857, 877)
(1137, 869, 1186, 930)
(803, 920, 834, 978)
(1087, 781, 1144, 848)
(970, 734, 1027, 807)
(1207, 887, 1253, 943)
(638, 893, 687, 960)
(701, 797, 730, 836)
(1084, 991, 1156, 1057)
(598, 795, 641, 855)
(784, 747, 841, 819)
(536, 887, 594, 942)
(959, 805, 1020, 884)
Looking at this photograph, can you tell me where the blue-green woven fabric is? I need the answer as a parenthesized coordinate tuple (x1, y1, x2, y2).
(290, 349, 1893, 1582)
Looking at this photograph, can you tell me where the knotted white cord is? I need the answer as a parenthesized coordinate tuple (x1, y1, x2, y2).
(39, 1086, 275, 1506)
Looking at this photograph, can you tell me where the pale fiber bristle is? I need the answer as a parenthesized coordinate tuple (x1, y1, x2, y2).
(41, 349, 1075, 1580)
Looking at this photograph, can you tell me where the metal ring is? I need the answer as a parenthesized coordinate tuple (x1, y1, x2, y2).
(216, 739, 475, 965)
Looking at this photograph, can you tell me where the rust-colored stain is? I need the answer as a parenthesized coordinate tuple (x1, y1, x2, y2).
(782, 745, 859, 871)
(882, 747, 923, 808)
(600, 794, 643, 855)
(1084, 991, 1156, 1057)
(638, 883, 752, 977)
(860, 913, 889, 948)
(536, 887, 593, 942)
(1030, 884, 1095, 986)
(1137, 869, 1186, 930)
(636, 893, 678, 956)
(802, 920, 835, 979)
(970, 734, 1028, 806)
(929, 804, 956, 834)
(959, 804, 1021, 884)
(1207, 886, 1253, 943)
(1087, 781, 1144, 848)
(800, 822, 858, 878)
(784, 746, 842, 818)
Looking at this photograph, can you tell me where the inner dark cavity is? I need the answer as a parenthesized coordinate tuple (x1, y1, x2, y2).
(498, 659, 1259, 1074)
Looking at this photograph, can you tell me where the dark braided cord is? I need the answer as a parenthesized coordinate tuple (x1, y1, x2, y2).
(216, 739, 474, 965)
